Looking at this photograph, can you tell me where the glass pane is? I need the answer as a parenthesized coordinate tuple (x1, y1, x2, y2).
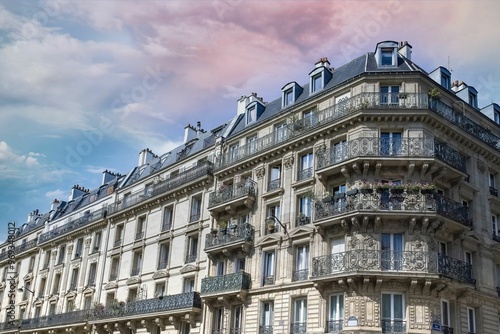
(393, 294, 403, 319)
(381, 294, 391, 319)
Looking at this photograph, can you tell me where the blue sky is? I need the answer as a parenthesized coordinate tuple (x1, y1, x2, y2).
(1, 0, 500, 240)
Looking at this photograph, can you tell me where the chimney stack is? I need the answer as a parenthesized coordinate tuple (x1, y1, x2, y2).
(102, 170, 121, 185)
(315, 57, 330, 68)
(184, 124, 197, 143)
(50, 199, 61, 211)
(138, 148, 156, 166)
(69, 184, 89, 201)
(398, 41, 412, 60)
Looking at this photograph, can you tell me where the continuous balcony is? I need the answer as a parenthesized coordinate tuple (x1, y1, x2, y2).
(311, 250, 474, 285)
(0, 239, 38, 262)
(205, 223, 254, 255)
(314, 190, 471, 231)
(38, 208, 106, 245)
(316, 137, 467, 182)
(108, 161, 213, 215)
(90, 292, 201, 322)
(17, 309, 89, 330)
(200, 271, 251, 301)
(208, 180, 257, 214)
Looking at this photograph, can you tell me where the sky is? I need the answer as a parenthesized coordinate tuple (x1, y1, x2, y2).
(0, 0, 500, 239)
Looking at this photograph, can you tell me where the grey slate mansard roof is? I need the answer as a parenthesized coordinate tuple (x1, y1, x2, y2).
(226, 51, 423, 139)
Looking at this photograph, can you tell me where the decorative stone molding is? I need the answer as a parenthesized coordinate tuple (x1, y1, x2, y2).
(476, 158, 486, 174)
(283, 155, 294, 169)
(255, 167, 265, 179)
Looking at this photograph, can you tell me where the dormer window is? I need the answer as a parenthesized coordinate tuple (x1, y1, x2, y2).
(308, 58, 332, 95)
(246, 105, 256, 124)
(284, 89, 294, 107)
(495, 110, 500, 124)
(281, 82, 303, 108)
(468, 92, 477, 109)
(311, 74, 322, 93)
(381, 49, 393, 66)
(374, 41, 398, 67)
(441, 73, 450, 90)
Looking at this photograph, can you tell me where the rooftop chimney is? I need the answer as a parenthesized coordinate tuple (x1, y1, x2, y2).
(102, 170, 121, 185)
(184, 124, 197, 143)
(196, 121, 206, 137)
(50, 199, 61, 211)
(398, 41, 412, 60)
(69, 184, 89, 201)
(138, 148, 156, 166)
(315, 57, 330, 68)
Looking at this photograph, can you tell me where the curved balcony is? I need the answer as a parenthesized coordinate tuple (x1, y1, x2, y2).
(311, 250, 474, 285)
(205, 223, 254, 255)
(201, 271, 251, 301)
(314, 190, 471, 231)
(316, 137, 467, 182)
(208, 180, 257, 214)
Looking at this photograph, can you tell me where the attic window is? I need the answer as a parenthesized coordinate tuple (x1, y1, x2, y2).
(246, 106, 256, 125)
(311, 73, 322, 93)
(381, 48, 394, 66)
(441, 73, 450, 90)
(495, 110, 500, 124)
(283, 88, 294, 107)
(469, 92, 477, 108)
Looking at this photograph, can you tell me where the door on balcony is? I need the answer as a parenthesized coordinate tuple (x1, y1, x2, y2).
(332, 140, 347, 163)
(329, 294, 344, 332)
(380, 86, 400, 106)
(441, 300, 451, 331)
(213, 307, 224, 334)
(232, 305, 243, 333)
(381, 293, 405, 333)
(380, 132, 402, 156)
(294, 245, 309, 281)
(274, 123, 287, 144)
(332, 184, 346, 212)
(262, 251, 275, 286)
(261, 301, 274, 332)
(269, 165, 281, 191)
(292, 298, 307, 334)
(330, 237, 345, 273)
(381, 233, 403, 271)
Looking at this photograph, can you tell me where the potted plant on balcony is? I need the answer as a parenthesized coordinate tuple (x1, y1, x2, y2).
(391, 183, 405, 195)
(322, 191, 333, 203)
(218, 221, 228, 234)
(358, 181, 373, 194)
(421, 183, 437, 194)
(376, 182, 391, 193)
(406, 182, 422, 194)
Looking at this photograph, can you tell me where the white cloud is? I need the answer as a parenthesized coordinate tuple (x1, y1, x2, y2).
(44, 189, 66, 200)
(0, 141, 40, 173)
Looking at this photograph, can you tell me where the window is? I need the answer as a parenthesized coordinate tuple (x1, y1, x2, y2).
(190, 196, 202, 222)
(332, 184, 347, 212)
(52, 273, 61, 294)
(381, 48, 393, 66)
(298, 196, 312, 218)
(262, 250, 275, 286)
(131, 251, 142, 276)
(66, 300, 75, 312)
(329, 294, 344, 332)
(84, 296, 92, 310)
(75, 238, 83, 258)
(330, 237, 345, 272)
(293, 245, 309, 282)
(186, 236, 198, 263)
(38, 277, 46, 298)
(283, 88, 294, 107)
(229, 143, 240, 162)
(266, 203, 281, 234)
(114, 224, 124, 247)
(93, 231, 102, 252)
(88, 262, 97, 286)
(106, 292, 115, 307)
(298, 152, 313, 180)
(110, 257, 120, 280)
(246, 105, 256, 124)
(213, 307, 224, 332)
(269, 165, 281, 191)
(311, 73, 322, 93)
(215, 260, 225, 276)
(57, 246, 65, 265)
(303, 110, 318, 127)
(381, 233, 403, 270)
(158, 243, 169, 269)
(469, 92, 477, 108)
(493, 215, 499, 238)
(332, 140, 347, 163)
(380, 86, 400, 105)
(380, 132, 402, 156)
(292, 298, 307, 334)
(490, 173, 498, 197)
(162, 206, 173, 231)
(247, 135, 257, 155)
(274, 123, 288, 143)
(184, 277, 195, 292)
(261, 301, 274, 332)
(439, 242, 447, 256)
(128, 287, 138, 303)
(28, 256, 35, 273)
(155, 282, 165, 297)
(441, 300, 450, 330)
(441, 73, 450, 89)
(232, 305, 243, 333)
(136, 216, 145, 240)
(235, 258, 246, 272)
(48, 303, 56, 316)
(467, 307, 476, 334)
(381, 293, 405, 333)
(34, 306, 41, 318)
(70, 268, 79, 290)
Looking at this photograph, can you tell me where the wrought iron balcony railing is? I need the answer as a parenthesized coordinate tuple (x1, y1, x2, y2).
(157, 261, 168, 270)
(190, 212, 201, 222)
(311, 250, 474, 284)
(186, 254, 197, 263)
(268, 178, 281, 191)
(490, 186, 499, 197)
(315, 191, 471, 228)
(316, 137, 466, 174)
(259, 325, 273, 334)
(327, 319, 343, 333)
(442, 325, 454, 334)
(263, 276, 275, 286)
(161, 221, 172, 232)
(292, 269, 309, 282)
(200, 271, 251, 295)
(208, 180, 257, 209)
(205, 223, 254, 250)
(230, 328, 242, 334)
(19, 309, 89, 330)
(381, 319, 406, 333)
(291, 322, 307, 334)
(135, 232, 144, 240)
(90, 292, 201, 321)
(109, 273, 118, 281)
(114, 239, 122, 247)
(0, 239, 38, 261)
(130, 268, 141, 276)
(297, 167, 313, 181)
(296, 215, 311, 227)
(493, 234, 500, 243)
(38, 208, 106, 245)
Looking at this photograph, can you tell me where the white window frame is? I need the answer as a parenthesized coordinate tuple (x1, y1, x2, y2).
(380, 48, 395, 66)
(261, 301, 274, 327)
(381, 292, 405, 329)
(311, 73, 323, 93)
(283, 88, 294, 107)
(293, 297, 308, 325)
(298, 195, 312, 218)
(441, 299, 450, 327)
(246, 105, 256, 124)
(329, 293, 344, 324)
(262, 250, 275, 285)
(467, 307, 476, 334)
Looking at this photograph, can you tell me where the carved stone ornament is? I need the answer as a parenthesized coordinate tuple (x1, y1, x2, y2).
(349, 236, 359, 249)
(284, 155, 294, 169)
(255, 167, 265, 179)
(476, 158, 486, 174)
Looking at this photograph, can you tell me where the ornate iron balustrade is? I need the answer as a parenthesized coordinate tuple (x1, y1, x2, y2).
(311, 250, 473, 284)
(428, 98, 500, 153)
(0, 239, 38, 261)
(190, 213, 201, 222)
(290, 322, 307, 334)
(327, 320, 343, 333)
(109, 273, 118, 281)
(90, 292, 201, 321)
(263, 276, 275, 286)
(438, 253, 474, 284)
(130, 268, 141, 276)
(186, 254, 197, 263)
(381, 319, 406, 333)
(38, 208, 106, 245)
(296, 215, 311, 226)
(259, 325, 273, 334)
(0, 321, 18, 331)
(135, 232, 144, 240)
(316, 137, 466, 174)
(114, 239, 122, 247)
(208, 180, 257, 208)
(442, 325, 454, 334)
(315, 191, 471, 228)
(230, 328, 242, 334)
(268, 178, 281, 191)
(292, 269, 309, 282)
(157, 261, 168, 270)
(297, 167, 313, 181)
(21, 309, 89, 329)
(205, 223, 254, 250)
(152, 161, 214, 197)
(490, 186, 499, 197)
(201, 271, 251, 295)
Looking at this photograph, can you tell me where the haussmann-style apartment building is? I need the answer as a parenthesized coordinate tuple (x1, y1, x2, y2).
(1, 40, 500, 334)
